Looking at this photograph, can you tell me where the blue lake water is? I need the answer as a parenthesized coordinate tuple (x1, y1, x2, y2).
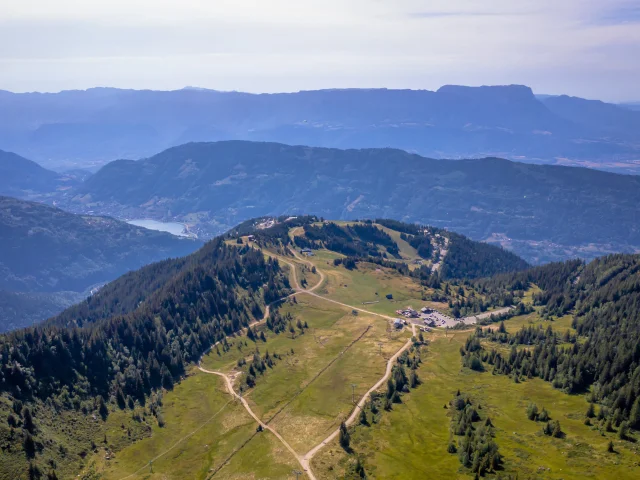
(127, 219, 188, 237)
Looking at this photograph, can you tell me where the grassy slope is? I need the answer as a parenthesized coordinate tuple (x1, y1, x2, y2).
(213, 431, 300, 479)
(203, 293, 408, 454)
(267, 298, 407, 453)
(374, 223, 427, 271)
(0, 393, 154, 480)
(88, 368, 299, 480)
(304, 250, 432, 317)
(313, 313, 640, 479)
(306, 249, 468, 317)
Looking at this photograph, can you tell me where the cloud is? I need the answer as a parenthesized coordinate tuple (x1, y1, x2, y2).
(0, 0, 638, 102)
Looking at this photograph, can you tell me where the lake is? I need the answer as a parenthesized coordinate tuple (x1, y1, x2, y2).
(127, 219, 190, 237)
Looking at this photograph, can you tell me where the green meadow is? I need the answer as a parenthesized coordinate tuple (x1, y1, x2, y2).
(312, 314, 640, 479)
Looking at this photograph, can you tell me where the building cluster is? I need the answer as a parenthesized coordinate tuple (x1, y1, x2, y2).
(393, 305, 454, 328)
(256, 218, 277, 230)
(395, 306, 420, 318)
(393, 318, 406, 329)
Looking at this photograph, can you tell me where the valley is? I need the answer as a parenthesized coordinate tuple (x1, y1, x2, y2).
(0, 197, 201, 331)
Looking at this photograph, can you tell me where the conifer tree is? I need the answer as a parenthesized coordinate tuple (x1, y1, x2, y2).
(339, 422, 350, 450)
(618, 422, 628, 441)
(629, 398, 640, 429)
(359, 408, 368, 426)
(22, 407, 35, 434)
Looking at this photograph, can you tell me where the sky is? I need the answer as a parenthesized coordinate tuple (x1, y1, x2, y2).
(0, 0, 639, 102)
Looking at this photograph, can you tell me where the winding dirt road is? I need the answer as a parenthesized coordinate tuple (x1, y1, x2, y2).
(197, 247, 416, 479)
(197, 365, 310, 478)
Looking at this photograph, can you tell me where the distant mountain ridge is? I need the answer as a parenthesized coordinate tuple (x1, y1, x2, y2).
(540, 95, 640, 140)
(1, 85, 639, 172)
(61, 140, 640, 264)
(0, 149, 79, 198)
(0, 196, 200, 293)
(0, 196, 201, 331)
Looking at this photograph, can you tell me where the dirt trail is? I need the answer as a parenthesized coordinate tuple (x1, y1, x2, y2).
(300, 323, 415, 472)
(197, 365, 313, 479)
(288, 249, 326, 293)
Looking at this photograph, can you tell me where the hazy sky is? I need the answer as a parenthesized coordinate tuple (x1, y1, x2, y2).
(1, 0, 639, 101)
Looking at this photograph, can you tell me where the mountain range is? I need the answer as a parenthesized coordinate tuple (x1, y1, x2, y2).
(1, 85, 639, 173)
(55, 140, 640, 264)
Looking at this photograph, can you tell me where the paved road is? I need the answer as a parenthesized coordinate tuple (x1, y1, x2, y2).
(462, 306, 513, 324)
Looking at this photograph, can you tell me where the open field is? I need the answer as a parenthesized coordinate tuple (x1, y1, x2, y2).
(312, 315, 640, 479)
(200, 294, 352, 375)
(499, 311, 576, 334)
(212, 430, 300, 479)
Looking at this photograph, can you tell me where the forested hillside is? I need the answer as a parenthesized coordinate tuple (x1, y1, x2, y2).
(1, 215, 638, 478)
(64, 140, 640, 263)
(0, 196, 199, 294)
(0, 238, 289, 478)
(465, 254, 640, 430)
(287, 218, 528, 280)
(441, 232, 529, 280)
